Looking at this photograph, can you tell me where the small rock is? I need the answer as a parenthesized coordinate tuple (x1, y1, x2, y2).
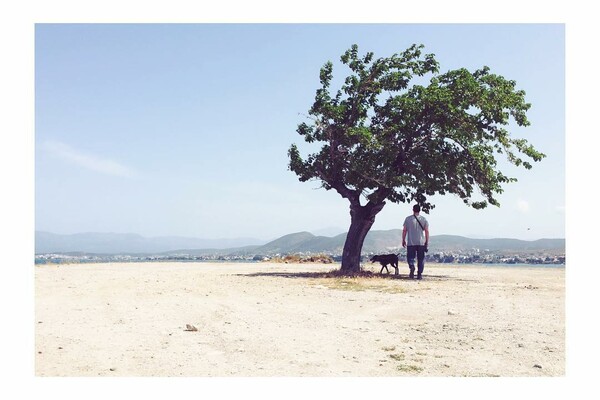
(109, 368, 116, 372)
(185, 324, 198, 332)
(533, 364, 542, 369)
(448, 311, 456, 315)
(518, 343, 524, 348)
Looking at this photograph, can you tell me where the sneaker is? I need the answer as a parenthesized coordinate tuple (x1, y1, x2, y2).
(417, 274, 422, 280)
(409, 272, 414, 279)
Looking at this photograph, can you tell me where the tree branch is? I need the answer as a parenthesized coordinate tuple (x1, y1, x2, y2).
(315, 167, 360, 205)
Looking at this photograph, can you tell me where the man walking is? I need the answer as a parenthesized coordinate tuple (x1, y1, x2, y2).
(402, 205, 429, 280)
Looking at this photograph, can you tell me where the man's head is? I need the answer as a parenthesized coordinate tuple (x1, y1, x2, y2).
(413, 204, 420, 213)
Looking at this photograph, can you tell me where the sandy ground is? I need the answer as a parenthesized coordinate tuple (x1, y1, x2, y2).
(34, 262, 564, 377)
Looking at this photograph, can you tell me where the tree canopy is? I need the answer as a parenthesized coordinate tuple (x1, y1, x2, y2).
(288, 44, 545, 213)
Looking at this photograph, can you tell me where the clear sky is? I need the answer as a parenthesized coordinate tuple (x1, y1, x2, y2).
(35, 23, 565, 241)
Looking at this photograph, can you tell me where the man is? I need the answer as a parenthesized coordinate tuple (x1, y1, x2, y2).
(402, 205, 429, 280)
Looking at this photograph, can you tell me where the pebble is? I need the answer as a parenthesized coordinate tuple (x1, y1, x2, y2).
(533, 364, 542, 369)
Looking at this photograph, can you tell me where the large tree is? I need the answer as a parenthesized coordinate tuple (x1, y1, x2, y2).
(288, 44, 545, 274)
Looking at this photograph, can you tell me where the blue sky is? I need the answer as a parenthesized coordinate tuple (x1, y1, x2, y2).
(35, 23, 565, 241)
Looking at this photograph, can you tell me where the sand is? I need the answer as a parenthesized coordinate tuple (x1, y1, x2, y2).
(34, 262, 564, 377)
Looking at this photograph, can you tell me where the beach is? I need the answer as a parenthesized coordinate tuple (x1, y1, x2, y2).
(35, 262, 564, 377)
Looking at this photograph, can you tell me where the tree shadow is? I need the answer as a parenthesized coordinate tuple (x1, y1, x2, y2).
(234, 270, 476, 283)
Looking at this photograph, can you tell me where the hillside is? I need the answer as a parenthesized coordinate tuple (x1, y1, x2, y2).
(236, 230, 564, 256)
(36, 230, 565, 256)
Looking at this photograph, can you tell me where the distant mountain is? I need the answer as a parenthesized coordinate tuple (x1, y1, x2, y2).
(36, 230, 565, 256)
(236, 230, 565, 256)
(35, 231, 265, 254)
(425, 234, 565, 253)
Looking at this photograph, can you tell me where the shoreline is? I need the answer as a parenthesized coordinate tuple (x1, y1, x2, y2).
(34, 259, 566, 268)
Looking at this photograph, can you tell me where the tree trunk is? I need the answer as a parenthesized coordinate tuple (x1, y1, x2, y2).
(340, 201, 386, 274)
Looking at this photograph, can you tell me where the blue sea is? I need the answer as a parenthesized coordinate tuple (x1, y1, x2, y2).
(430, 262, 565, 269)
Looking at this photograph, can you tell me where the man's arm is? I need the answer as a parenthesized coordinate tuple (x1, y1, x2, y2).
(402, 226, 407, 248)
(424, 227, 429, 247)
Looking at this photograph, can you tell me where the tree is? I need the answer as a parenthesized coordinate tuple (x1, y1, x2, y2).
(288, 44, 545, 274)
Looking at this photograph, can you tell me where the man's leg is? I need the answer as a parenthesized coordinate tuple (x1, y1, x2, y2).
(416, 245, 426, 279)
(406, 246, 416, 278)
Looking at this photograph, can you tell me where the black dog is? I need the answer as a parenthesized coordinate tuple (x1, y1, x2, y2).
(370, 254, 399, 275)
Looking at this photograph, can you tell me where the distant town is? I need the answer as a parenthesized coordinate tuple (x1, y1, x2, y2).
(35, 247, 565, 266)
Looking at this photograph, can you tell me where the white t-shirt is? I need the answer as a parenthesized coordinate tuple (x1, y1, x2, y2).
(403, 214, 429, 246)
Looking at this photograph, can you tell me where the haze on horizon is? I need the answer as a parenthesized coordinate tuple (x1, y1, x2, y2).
(35, 24, 565, 242)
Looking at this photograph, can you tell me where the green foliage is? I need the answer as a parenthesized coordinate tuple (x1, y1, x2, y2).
(288, 44, 545, 212)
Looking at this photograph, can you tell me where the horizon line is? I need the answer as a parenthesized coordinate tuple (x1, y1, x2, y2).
(35, 229, 566, 242)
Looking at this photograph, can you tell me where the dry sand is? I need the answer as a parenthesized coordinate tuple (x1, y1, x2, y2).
(35, 262, 564, 377)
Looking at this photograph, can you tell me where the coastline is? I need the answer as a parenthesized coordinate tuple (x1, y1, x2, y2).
(34, 257, 566, 268)
(35, 262, 565, 377)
